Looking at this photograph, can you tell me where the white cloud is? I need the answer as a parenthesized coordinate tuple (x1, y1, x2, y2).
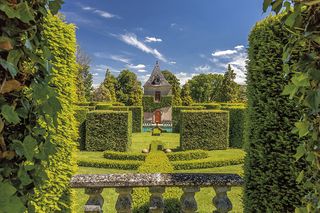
(195, 65, 212, 72)
(212, 50, 237, 57)
(145, 37, 162, 43)
(138, 69, 146, 73)
(138, 74, 151, 85)
(235, 45, 245, 50)
(176, 72, 197, 85)
(92, 73, 99, 76)
(119, 33, 167, 62)
(80, 5, 119, 19)
(93, 53, 131, 64)
(169, 61, 176, 65)
(127, 64, 146, 70)
(82, 6, 93, 10)
(170, 23, 184, 31)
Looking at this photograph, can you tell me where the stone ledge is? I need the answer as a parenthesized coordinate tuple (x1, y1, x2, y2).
(70, 173, 243, 188)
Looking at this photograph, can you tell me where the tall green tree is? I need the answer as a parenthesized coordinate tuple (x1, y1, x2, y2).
(181, 82, 193, 106)
(116, 70, 143, 106)
(76, 47, 93, 102)
(92, 85, 112, 102)
(102, 69, 117, 102)
(161, 70, 182, 105)
(219, 64, 237, 102)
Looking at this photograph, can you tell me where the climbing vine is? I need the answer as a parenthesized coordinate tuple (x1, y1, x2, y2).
(263, 1, 320, 212)
(0, 0, 63, 212)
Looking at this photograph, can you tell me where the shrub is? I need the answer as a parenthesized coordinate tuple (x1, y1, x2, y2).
(133, 151, 181, 212)
(74, 108, 89, 150)
(221, 106, 246, 148)
(95, 103, 112, 110)
(180, 110, 229, 150)
(112, 102, 125, 106)
(142, 95, 173, 112)
(74, 102, 91, 106)
(32, 14, 78, 212)
(86, 111, 132, 151)
(103, 151, 146, 161)
(192, 103, 221, 109)
(172, 158, 244, 170)
(77, 159, 141, 170)
(244, 15, 307, 212)
(166, 150, 208, 161)
(172, 106, 205, 132)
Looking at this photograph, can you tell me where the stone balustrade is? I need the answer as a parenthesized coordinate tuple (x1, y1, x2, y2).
(70, 173, 243, 213)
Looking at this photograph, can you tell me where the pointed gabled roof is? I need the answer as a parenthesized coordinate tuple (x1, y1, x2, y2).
(143, 61, 171, 87)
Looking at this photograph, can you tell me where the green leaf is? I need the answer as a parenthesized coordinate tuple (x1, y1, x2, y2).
(294, 144, 306, 160)
(308, 68, 320, 81)
(0, 3, 17, 19)
(49, 0, 64, 14)
(15, 2, 34, 23)
(304, 91, 320, 112)
(0, 58, 18, 77)
(1, 105, 20, 124)
(292, 73, 310, 87)
(18, 167, 32, 186)
(7, 50, 22, 67)
(285, 12, 299, 28)
(295, 121, 309, 138)
(263, 0, 272, 12)
(272, 0, 283, 13)
(23, 135, 37, 161)
(281, 83, 298, 99)
(296, 170, 304, 183)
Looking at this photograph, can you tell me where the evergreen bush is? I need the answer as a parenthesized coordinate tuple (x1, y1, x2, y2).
(172, 158, 244, 170)
(103, 151, 146, 161)
(192, 103, 221, 109)
(180, 110, 229, 150)
(166, 150, 208, 161)
(74, 108, 89, 150)
(77, 158, 141, 170)
(86, 111, 132, 151)
(244, 15, 307, 212)
(221, 106, 246, 148)
(172, 106, 205, 132)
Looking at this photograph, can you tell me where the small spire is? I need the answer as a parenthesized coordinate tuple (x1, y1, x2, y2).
(155, 60, 159, 65)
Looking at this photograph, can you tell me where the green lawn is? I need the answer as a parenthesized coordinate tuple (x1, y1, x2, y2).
(74, 133, 245, 212)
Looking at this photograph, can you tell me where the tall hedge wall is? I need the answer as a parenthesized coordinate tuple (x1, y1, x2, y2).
(180, 110, 229, 150)
(172, 106, 205, 132)
(142, 95, 173, 112)
(244, 15, 306, 212)
(74, 107, 89, 150)
(86, 111, 132, 151)
(32, 14, 78, 212)
(95, 105, 143, 133)
(221, 106, 246, 148)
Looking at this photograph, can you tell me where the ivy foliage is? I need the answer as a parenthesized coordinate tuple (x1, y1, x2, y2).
(32, 13, 78, 212)
(262, 1, 320, 211)
(142, 95, 173, 112)
(244, 15, 307, 212)
(0, 0, 64, 211)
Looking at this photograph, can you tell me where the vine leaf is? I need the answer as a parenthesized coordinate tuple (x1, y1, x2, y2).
(0, 80, 22, 94)
(0, 37, 13, 51)
(294, 144, 306, 160)
(49, 0, 64, 14)
(1, 105, 20, 124)
(0, 58, 18, 77)
(295, 121, 309, 138)
(263, 0, 272, 12)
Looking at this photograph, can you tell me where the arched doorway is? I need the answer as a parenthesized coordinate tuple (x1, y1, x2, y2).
(154, 110, 161, 124)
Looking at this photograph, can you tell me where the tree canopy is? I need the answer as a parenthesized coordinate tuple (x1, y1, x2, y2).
(161, 70, 182, 105)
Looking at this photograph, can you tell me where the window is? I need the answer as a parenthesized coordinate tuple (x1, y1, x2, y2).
(155, 91, 161, 102)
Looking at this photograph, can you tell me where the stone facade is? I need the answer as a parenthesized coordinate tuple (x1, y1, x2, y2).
(143, 61, 172, 124)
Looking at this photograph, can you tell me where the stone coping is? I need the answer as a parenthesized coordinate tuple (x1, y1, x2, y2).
(70, 173, 243, 188)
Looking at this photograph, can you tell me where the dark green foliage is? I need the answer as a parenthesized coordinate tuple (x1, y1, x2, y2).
(192, 103, 221, 109)
(142, 95, 173, 112)
(133, 151, 181, 212)
(74, 108, 89, 150)
(172, 106, 205, 133)
(219, 64, 238, 102)
(244, 15, 307, 212)
(95, 105, 143, 133)
(166, 150, 208, 161)
(172, 158, 244, 170)
(180, 110, 229, 150)
(162, 70, 182, 105)
(221, 106, 246, 148)
(86, 111, 132, 151)
(103, 151, 146, 161)
(181, 82, 193, 106)
(102, 69, 117, 102)
(77, 159, 141, 170)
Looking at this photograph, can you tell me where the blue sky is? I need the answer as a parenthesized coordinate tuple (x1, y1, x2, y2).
(61, 0, 267, 87)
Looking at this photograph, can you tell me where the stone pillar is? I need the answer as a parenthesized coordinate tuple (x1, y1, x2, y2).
(149, 186, 165, 213)
(180, 186, 200, 213)
(115, 187, 132, 213)
(212, 186, 232, 213)
(84, 187, 104, 213)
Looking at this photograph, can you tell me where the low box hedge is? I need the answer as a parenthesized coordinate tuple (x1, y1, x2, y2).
(86, 110, 132, 151)
(172, 106, 205, 133)
(74, 108, 89, 150)
(221, 106, 247, 148)
(103, 151, 146, 161)
(172, 158, 244, 170)
(180, 110, 229, 150)
(166, 150, 208, 161)
(77, 158, 141, 170)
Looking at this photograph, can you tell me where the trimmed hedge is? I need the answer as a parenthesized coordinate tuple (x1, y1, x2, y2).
(172, 106, 205, 132)
(172, 158, 244, 170)
(244, 15, 307, 212)
(166, 150, 208, 161)
(74, 108, 89, 150)
(180, 110, 229, 150)
(77, 158, 141, 170)
(221, 106, 246, 148)
(103, 151, 146, 161)
(142, 95, 173, 112)
(95, 106, 143, 133)
(133, 151, 181, 212)
(86, 111, 132, 151)
(192, 103, 221, 109)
